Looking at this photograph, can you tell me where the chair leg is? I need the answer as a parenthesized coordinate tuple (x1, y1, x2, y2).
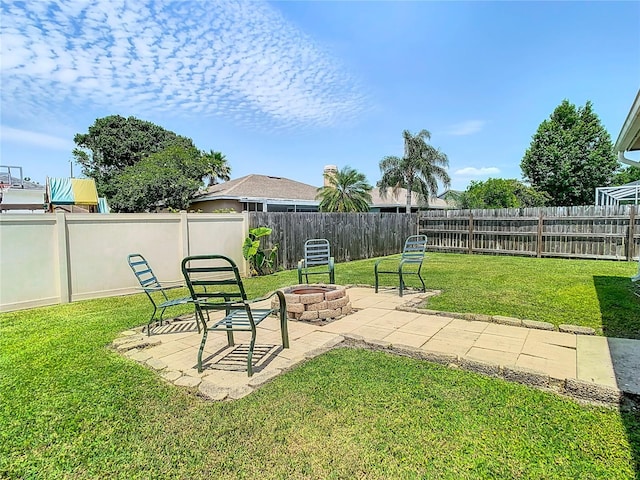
(147, 305, 158, 337)
(374, 265, 379, 293)
(280, 306, 289, 349)
(399, 269, 404, 297)
(247, 331, 256, 377)
(417, 266, 426, 292)
(194, 309, 201, 334)
(226, 328, 235, 346)
(159, 306, 168, 326)
(197, 329, 208, 373)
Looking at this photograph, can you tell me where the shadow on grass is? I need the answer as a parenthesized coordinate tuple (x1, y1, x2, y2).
(593, 275, 640, 476)
(592, 276, 640, 340)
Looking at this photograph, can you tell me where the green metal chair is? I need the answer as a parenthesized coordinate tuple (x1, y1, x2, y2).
(181, 254, 289, 376)
(127, 253, 198, 336)
(374, 235, 428, 297)
(298, 238, 335, 284)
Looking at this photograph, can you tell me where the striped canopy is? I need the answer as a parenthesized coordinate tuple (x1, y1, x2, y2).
(47, 178, 98, 205)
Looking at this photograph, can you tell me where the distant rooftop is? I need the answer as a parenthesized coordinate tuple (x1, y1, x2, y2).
(194, 173, 451, 209)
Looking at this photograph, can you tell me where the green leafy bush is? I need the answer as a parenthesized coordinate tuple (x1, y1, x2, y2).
(242, 226, 279, 276)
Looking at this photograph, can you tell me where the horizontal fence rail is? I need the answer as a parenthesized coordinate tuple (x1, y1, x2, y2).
(418, 206, 639, 261)
(248, 212, 418, 270)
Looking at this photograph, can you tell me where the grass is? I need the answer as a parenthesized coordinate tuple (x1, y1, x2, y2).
(1, 295, 638, 479)
(1, 253, 639, 478)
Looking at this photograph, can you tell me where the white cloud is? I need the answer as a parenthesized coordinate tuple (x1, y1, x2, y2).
(0, 0, 367, 129)
(444, 120, 485, 136)
(0, 126, 74, 150)
(454, 167, 500, 176)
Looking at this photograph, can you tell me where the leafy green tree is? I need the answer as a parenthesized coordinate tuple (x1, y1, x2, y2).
(73, 115, 231, 211)
(378, 129, 451, 213)
(611, 166, 640, 186)
(73, 115, 197, 198)
(109, 145, 211, 212)
(521, 100, 617, 206)
(316, 166, 372, 212)
(456, 178, 549, 209)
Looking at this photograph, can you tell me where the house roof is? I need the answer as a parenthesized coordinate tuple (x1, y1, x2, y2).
(193, 174, 318, 203)
(615, 89, 640, 152)
(192, 174, 450, 209)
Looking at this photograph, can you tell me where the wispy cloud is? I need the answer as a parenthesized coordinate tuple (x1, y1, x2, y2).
(454, 167, 500, 176)
(0, 126, 75, 150)
(0, 0, 367, 129)
(444, 120, 485, 136)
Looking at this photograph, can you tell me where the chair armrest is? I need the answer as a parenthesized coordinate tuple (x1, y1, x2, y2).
(375, 255, 401, 268)
(247, 290, 285, 306)
(141, 283, 184, 293)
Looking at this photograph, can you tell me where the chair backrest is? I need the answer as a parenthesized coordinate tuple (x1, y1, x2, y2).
(303, 238, 331, 266)
(128, 254, 168, 299)
(401, 235, 428, 263)
(181, 255, 250, 321)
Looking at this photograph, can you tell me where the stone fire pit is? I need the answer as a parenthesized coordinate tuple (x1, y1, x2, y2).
(273, 284, 352, 322)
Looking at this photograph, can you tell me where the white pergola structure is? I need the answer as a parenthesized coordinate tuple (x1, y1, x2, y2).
(596, 181, 640, 206)
(595, 89, 640, 206)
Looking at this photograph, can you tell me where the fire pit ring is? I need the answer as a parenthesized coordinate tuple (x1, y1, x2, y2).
(273, 284, 352, 323)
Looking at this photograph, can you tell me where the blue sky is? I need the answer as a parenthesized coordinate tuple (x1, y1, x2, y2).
(1, 0, 639, 192)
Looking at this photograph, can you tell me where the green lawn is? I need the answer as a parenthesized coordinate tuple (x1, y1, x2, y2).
(1, 253, 639, 478)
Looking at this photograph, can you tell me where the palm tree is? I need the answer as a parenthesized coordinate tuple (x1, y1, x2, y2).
(378, 129, 451, 213)
(202, 150, 231, 187)
(316, 166, 373, 212)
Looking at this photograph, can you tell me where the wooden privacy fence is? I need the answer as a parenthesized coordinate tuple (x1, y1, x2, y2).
(419, 205, 640, 261)
(248, 212, 418, 270)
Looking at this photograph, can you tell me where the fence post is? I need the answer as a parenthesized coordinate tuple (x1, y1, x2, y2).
(180, 212, 189, 259)
(468, 213, 474, 254)
(55, 212, 71, 304)
(536, 212, 543, 258)
(628, 206, 636, 261)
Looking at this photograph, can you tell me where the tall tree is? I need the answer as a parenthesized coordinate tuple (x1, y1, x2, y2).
(73, 115, 231, 211)
(520, 100, 617, 206)
(73, 115, 197, 198)
(456, 178, 549, 209)
(316, 166, 372, 212)
(201, 150, 231, 187)
(378, 129, 451, 213)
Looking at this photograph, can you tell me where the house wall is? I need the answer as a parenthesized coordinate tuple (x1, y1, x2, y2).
(0, 212, 248, 312)
(193, 199, 243, 213)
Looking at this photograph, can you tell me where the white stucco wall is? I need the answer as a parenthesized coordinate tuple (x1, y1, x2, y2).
(0, 212, 248, 312)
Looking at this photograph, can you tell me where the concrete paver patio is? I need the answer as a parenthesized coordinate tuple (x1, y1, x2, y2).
(114, 287, 640, 405)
